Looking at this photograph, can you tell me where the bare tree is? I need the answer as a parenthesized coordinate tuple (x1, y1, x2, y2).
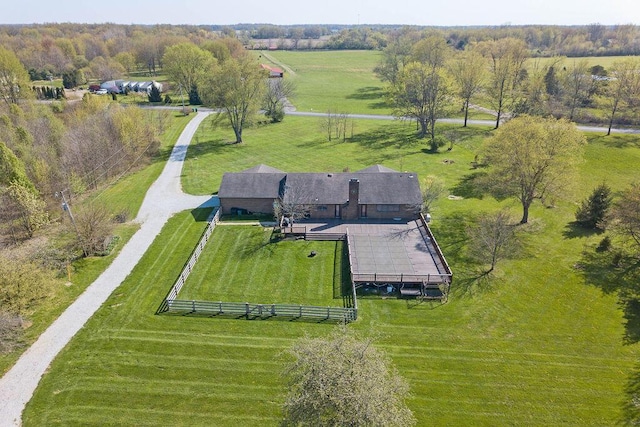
(274, 183, 311, 228)
(321, 110, 351, 142)
(420, 175, 446, 214)
(561, 59, 591, 121)
(467, 210, 519, 274)
(74, 202, 114, 257)
(263, 77, 296, 123)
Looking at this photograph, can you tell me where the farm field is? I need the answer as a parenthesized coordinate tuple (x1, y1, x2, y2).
(23, 111, 640, 425)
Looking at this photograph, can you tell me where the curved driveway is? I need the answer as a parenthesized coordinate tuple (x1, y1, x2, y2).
(0, 112, 216, 427)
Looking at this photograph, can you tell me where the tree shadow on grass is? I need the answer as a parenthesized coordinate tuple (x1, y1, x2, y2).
(578, 245, 640, 343)
(588, 134, 640, 149)
(623, 362, 640, 425)
(346, 86, 385, 100)
(348, 125, 423, 150)
(562, 221, 604, 240)
(450, 171, 489, 199)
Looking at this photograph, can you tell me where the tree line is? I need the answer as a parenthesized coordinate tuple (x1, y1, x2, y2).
(379, 34, 640, 144)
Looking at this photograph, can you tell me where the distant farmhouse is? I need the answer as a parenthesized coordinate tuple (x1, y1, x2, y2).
(99, 80, 163, 94)
(218, 164, 422, 220)
(260, 64, 284, 78)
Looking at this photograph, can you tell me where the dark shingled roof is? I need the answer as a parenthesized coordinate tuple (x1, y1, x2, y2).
(219, 165, 421, 205)
(219, 172, 285, 199)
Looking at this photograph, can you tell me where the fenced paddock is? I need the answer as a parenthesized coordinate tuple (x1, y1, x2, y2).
(156, 216, 357, 323)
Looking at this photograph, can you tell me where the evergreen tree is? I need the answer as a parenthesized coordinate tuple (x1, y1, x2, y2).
(147, 85, 162, 102)
(188, 84, 202, 105)
(575, 183, 612, 230)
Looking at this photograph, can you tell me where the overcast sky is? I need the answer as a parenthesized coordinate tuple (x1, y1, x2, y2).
(3, 0, 639, 26)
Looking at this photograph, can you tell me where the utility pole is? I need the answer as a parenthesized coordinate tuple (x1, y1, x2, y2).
(56, 190, 78, 234)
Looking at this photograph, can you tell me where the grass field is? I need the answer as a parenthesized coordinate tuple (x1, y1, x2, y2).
(22, 111, 640, 424)
(177, 225, 348, 306)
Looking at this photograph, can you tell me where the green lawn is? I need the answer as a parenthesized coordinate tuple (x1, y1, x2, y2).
(182, 115, 493, 195)
(178, 225, 347, 306)
(23, 115, 640, 425)
(260, 50, 391, 115)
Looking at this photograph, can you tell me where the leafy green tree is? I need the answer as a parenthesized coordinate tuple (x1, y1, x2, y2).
(282, 327, 415, 427)
(482, 115, 586, 224)
(0, 46, 31, 106)
(604, 59, 640, 136)
(477, 38, 529, 128)
(575, 183, 612, 230)
(449, 49, 486, 127)
(419, 175, 446, 213)
(391, 62, 449, 145)
(6, 182, 49, 238)
(609, 183, 640, 254)
(188, 84, 202, 105)
(201, 56, 267, 144)
(162, 43, 215, 98)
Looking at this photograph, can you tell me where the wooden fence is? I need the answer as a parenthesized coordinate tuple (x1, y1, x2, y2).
(157, 209, 357, 322)
(418, 213, 453, 283)
(157, 299, 357, 322)
(160, 208, 220, 305)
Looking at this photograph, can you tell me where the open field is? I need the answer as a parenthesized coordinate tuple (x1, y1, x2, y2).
(22, 108, 640, 424)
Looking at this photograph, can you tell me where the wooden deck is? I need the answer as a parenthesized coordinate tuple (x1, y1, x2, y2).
(294, 218, 452, 286)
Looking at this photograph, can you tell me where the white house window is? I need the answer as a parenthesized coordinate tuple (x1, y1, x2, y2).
(376, 204, 400, 212)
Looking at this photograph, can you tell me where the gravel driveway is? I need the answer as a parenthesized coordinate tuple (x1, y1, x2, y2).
(0, 112, 216, 427)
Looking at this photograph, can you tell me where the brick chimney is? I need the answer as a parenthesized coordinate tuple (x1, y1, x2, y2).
(345, 178, 360, 220)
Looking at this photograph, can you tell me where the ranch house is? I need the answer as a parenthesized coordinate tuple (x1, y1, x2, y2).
(218, 164, 422, 220)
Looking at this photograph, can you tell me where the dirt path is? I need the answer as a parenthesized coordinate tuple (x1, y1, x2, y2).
(261, 51, 297, 76)
(0, 112, 216, 427)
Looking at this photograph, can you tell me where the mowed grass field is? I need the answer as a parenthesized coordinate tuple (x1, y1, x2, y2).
(178, 225, 347, 306)
(23, 114, 640, 425)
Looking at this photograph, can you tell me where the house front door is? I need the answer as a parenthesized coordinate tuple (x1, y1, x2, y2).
(334, 204, 341, 218)
(360, 204, 367, 218)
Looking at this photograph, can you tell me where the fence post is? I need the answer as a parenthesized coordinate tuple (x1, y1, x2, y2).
(191, 300, 196, 313)
(271, 304, 276, 316)
(299, 305, 302, 318)
(218, 301, 222, 314)
(327, 306, 330, 320)
(245, 302, 250, 319)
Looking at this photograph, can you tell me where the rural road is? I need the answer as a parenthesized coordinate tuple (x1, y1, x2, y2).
(145, 105, 640, 134)
(0, 112, 217, 427)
